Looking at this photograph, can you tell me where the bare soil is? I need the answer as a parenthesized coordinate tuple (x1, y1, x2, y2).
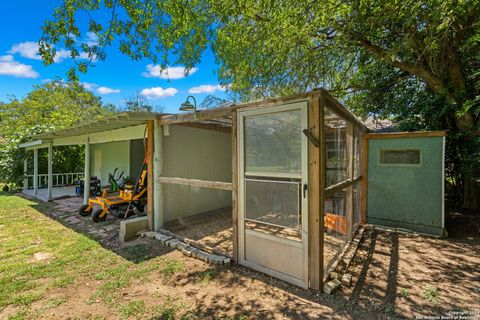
(2, 194, 479, 319)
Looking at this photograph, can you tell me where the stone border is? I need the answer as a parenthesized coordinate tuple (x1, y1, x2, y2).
(139, 231, 231, 266)
(323, 225, 367, 294)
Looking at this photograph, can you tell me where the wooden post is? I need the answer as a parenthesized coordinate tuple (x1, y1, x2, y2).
(345, 123, 354, 240)
(360, 135, 369, 223)
(153, 120, 164, 231)
(231, 110, 239, 263)
(147, 120, 154, 231)
(308, 94, 321, 290)
(33, 148, 38, 195)
(84, 137, 90, 205)
(47, 143, 53, 201)
(23, 158, 28, 191)
(318, 93, 326, 285)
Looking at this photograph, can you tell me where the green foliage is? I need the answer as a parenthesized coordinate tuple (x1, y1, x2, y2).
(39, 0, 480, 205)
(160, 259, 185, 277)
(423, 286, 440, 304)
(118, 300, 146, 319)
(0, 80, 114, 186)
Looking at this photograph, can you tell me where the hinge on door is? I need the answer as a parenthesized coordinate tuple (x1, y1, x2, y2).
(302, 129, 319, 147)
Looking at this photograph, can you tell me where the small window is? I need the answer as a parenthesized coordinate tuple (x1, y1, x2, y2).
(379, 149, 421, 165)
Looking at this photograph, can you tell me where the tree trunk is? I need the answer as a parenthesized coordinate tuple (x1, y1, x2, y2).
(463, 175, 480, 210)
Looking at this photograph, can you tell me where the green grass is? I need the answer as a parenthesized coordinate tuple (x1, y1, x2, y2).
(160, 259, 185, 277)
(118, 300, 146, 319)
(423, 286, 440, 304)
(400, 288, 409, 298)
(198, 268, 218, 285)
(0, 193, 168, 318)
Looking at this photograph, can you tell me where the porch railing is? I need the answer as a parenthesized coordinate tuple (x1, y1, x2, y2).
(24, 172, 85, 189)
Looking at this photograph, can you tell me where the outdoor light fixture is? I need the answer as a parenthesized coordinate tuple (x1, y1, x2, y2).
(179, 95, 197, 112)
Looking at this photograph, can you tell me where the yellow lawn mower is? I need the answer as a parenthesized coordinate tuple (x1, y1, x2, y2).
(78, 161, 148, 222)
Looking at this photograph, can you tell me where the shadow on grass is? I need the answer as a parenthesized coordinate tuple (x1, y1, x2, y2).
(5, 191, 479, 319)
(14, 192, 174, 264)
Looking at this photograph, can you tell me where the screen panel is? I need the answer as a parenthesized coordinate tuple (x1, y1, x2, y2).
(245, 179, 300, 229)
(244, 110, 302, 175)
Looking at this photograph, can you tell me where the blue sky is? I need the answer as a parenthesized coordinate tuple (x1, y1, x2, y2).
(0, 0, 227, 113)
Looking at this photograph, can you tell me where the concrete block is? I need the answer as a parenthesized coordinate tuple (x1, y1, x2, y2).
(329, 272, 342, 280)
(341, 274, 352, 287)
(119, 217, 148, 243)
(165, 238, 181, 248)
(176, 242, 188, 251)
(323, 279, 341, 295)
(181, 246, 196, 257)
(121, 217, 148, 236)
(223, 258, 231, 265)
(196, 251, 209, 262)
(207, 255, 224, 264)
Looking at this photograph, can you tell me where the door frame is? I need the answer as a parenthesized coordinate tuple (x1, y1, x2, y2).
(237, 101, 309, 288)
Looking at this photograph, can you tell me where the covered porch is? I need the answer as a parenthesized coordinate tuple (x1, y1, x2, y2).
(19, 112, 162, 203)
(22, 185, 77, 202)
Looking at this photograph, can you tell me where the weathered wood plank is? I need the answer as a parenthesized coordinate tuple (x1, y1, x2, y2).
(158, 177, 232, 190)
(364, 131, 447, 139)
(360, 135, 369, 224)
(231, 110, 239, 263)
(308, 94, 321, 290)
(147, 120, 154, 231)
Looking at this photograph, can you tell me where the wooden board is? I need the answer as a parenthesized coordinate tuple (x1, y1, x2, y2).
(364, 131, 447, 139)
(158, 177, 232, 190)
(231, 110, 239, 263)
(147, 120, 154, 230)
(308, 94, 321, 290)
(360, 135, 369, 223)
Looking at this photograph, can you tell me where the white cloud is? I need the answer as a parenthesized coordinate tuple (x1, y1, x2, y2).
(142, 65, 198, 80)
(140, 87, 178, 99)
(188, 84, 227, 94)
(7, 41, 93, 63)
(0, 55, 39, 78)
(97, 86, 120, 94)
(84, 32, 99, 46)
(80, 82, 97, 90)
(53, 49, 71, 63)
(8, 41, 41, 60)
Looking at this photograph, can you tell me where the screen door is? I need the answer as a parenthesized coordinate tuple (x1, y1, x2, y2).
(237, 101, 309, 288)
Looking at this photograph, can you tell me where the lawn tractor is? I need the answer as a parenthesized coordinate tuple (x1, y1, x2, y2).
(78, 161, 148, 222)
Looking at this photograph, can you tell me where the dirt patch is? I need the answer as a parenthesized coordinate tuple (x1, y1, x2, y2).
(32, 252, 53, 262)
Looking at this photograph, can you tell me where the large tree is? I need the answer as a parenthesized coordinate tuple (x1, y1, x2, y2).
(0, 80, 114, 186)
(39, 0, 480, 208)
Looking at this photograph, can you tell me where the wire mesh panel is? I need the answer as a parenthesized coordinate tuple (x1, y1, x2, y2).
(325, 109, 347, 186)
(161, 124, 234, 257)
(245, 179, 301, 229)
(324, 188, 349, 273)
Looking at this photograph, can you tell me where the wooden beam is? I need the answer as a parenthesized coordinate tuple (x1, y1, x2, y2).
(308, 94, 321, 290)
(364, 131, 447, 139)
(321, 90, 369, 133)
(176, 122, 231, 134)
(147, 120, 154, 231)
(346, 123, 354, 240)
(231, 110, 239, 263)
(360, 135, 369, 224)
(318, 92, 327, 285)
(158, 107, 234, 125)
(158, 177, 232, 190)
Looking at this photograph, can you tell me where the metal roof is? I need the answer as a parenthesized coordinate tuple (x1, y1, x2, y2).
(33, 111, 164, 140)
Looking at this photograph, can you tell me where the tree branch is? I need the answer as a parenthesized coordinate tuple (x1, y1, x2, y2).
(358, 39, 450, 97)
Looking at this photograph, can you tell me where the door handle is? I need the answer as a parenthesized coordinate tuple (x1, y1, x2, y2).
(303, 183, 308, 198)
